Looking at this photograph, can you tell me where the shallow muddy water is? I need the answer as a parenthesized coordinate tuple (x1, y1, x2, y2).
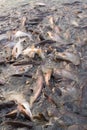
(0, 0, 86, 13)
(0, 0, 87, 130)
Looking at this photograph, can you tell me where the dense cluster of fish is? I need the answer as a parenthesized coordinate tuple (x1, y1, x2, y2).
(0, 1, 87, 130)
